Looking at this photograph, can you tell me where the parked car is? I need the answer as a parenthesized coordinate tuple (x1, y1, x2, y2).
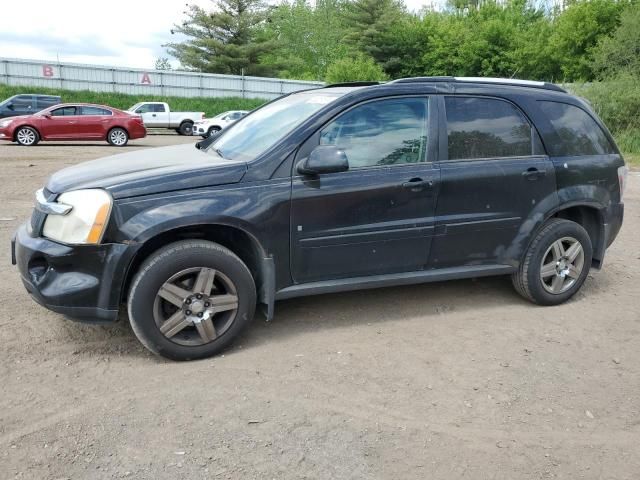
(0, 103, 146, 146)
(192, 110, 249, 138)
(0, 94, 61, 118)
(127, 102, 204, 135)
(12, 77, 626, 361)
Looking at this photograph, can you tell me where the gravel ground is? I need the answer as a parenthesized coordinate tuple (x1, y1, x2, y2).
(0, 134, 639, 480)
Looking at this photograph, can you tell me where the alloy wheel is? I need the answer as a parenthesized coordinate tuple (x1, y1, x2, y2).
(110, 129, 127, 146)
(153, 267, 239, 346)
(17, 128, 36, 145)
(540, 236, 585, 294)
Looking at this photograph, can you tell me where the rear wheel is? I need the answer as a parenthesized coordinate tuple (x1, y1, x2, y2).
(107, 127, 128, 146)
(128, 240, 256, 361)
(178, 121, 193, 136)
(512, 218, 592, 305)
(15, 126, 39, 146)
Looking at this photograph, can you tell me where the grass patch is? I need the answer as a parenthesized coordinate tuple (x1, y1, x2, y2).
(0, 84, 267, 118)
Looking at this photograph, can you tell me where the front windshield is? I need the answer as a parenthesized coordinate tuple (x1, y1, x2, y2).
(208, 91, 344, 162)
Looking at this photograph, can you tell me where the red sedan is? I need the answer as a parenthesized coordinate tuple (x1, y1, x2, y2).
(0, 103, 146, 146)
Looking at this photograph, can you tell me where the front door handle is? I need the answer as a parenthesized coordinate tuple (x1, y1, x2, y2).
(401, 178, 433, 191)
(522, 168, 547, 180)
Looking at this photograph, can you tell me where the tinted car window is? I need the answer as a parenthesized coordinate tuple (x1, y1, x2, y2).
(539, 101, 615, 156)
(445, 97, 532, 160)
(8, 95, 34, 113)
(51, 106, 78, 116)
(320, 97, 428, 168)
(35, 96, 60, 109)
(81, 106, 112, 115)
(135, 104, 154, 114)
(153, 104, 166, 113)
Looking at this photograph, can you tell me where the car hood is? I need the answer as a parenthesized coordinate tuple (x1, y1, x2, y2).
(1, 115, 31, 122)
(46, 144, 247, 199)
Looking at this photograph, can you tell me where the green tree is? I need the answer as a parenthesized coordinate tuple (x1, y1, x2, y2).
(165, 0, 277, 76)
(325, 54, 389, 83)
(259, 0, 349, 80)
(154, 57, 172, 70)
(548, 0, 625, 81)
(591, 2, 640, 78)
(342, 0, 407, 73)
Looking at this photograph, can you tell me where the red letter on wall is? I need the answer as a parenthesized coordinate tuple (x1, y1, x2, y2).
(42, 65, 54, 77)
(140, 73, 152, 84)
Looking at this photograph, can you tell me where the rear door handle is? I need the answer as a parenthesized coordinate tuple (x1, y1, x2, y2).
(401, 178, 433, 191)
(522, 168, 547, 180)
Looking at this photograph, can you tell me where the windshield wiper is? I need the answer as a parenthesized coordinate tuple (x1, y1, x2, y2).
(214, 148, 225, 159)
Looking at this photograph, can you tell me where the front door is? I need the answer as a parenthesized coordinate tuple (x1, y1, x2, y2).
(429, 95, 558, 269)
(290, 96, 440, 284)
(42, 106, 82, 139)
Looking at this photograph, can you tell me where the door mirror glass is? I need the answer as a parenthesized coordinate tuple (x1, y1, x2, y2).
(297, 145, 349, 175)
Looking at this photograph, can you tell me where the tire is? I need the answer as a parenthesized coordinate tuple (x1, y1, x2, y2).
(128, 240, 256, 361)
(512, 218, 592, 306)
(15, 126, 39, 146)
(107, 127, 129, 146)
(206, 126, 221, 138)
(178, 121, 193, 136)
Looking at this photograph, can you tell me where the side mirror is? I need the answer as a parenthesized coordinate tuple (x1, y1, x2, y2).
(297, 145, 349, 176)
(42, 113, 52, 119)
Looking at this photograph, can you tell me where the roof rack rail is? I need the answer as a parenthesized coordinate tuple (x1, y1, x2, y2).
(323, 81, 380, 88)
(392, 76, 566, 93)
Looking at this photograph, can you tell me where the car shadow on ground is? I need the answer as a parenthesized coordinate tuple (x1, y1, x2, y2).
(60, 275, 528, 361)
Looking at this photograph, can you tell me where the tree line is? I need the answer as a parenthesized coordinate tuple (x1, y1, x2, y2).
(163, 0, 638, 84)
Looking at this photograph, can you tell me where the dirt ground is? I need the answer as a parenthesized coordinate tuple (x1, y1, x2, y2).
(0, 133, 639, 480)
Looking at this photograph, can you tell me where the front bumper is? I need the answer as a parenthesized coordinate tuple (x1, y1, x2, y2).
(12, 223, 133, 323)
(192, 125, 207, 136)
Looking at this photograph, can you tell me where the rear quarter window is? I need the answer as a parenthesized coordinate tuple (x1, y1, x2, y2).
(539, 101, 616, 156)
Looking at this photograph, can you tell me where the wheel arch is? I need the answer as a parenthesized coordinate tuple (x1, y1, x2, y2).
(121, 223, 273, 314)
(107, 125, 129, 136)
(13, 124, 41, 141)
(549, 203, 605, 268)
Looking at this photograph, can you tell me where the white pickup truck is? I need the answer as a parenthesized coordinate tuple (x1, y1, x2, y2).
(127, 102, 205, 135)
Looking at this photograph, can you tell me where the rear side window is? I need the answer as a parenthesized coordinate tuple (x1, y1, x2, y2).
(445, 97, 532, 160)
(81, 106, 112, 116)
(539, 101, 615, 156)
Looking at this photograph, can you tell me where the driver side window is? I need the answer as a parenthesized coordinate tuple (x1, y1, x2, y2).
(320, 97, 429, 168)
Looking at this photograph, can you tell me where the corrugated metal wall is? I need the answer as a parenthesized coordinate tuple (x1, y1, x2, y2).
(0, 57, 324, 100)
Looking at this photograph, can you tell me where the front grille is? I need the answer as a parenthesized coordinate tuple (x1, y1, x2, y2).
(30, 209, 46, 236)
(30, 187, 54, 236)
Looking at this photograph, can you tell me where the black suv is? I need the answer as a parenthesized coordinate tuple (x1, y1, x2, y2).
(0, 94, 61, 118)
(12, 77, 626, 360)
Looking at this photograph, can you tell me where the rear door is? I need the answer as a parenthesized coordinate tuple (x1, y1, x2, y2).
(290, 96, 440, 283)
(429, 95, 557, 269)
(79, 106, 113, 138)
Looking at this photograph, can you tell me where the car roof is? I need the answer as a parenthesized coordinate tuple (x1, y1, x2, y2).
(50, 103, 115, 108)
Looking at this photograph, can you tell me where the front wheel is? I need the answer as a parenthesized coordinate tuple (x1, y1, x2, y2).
(512, 218, 592, 305)
(107, 127, 129, 146)
(206, 126, 221, 138)
(15, 126, 40, 146)
(128, 240, 256, 361)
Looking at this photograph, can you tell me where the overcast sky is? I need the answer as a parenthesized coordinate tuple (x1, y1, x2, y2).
(0, 0, 441, 70)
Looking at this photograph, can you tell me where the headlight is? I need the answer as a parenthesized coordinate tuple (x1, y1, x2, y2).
(43, 189, 112, 244)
